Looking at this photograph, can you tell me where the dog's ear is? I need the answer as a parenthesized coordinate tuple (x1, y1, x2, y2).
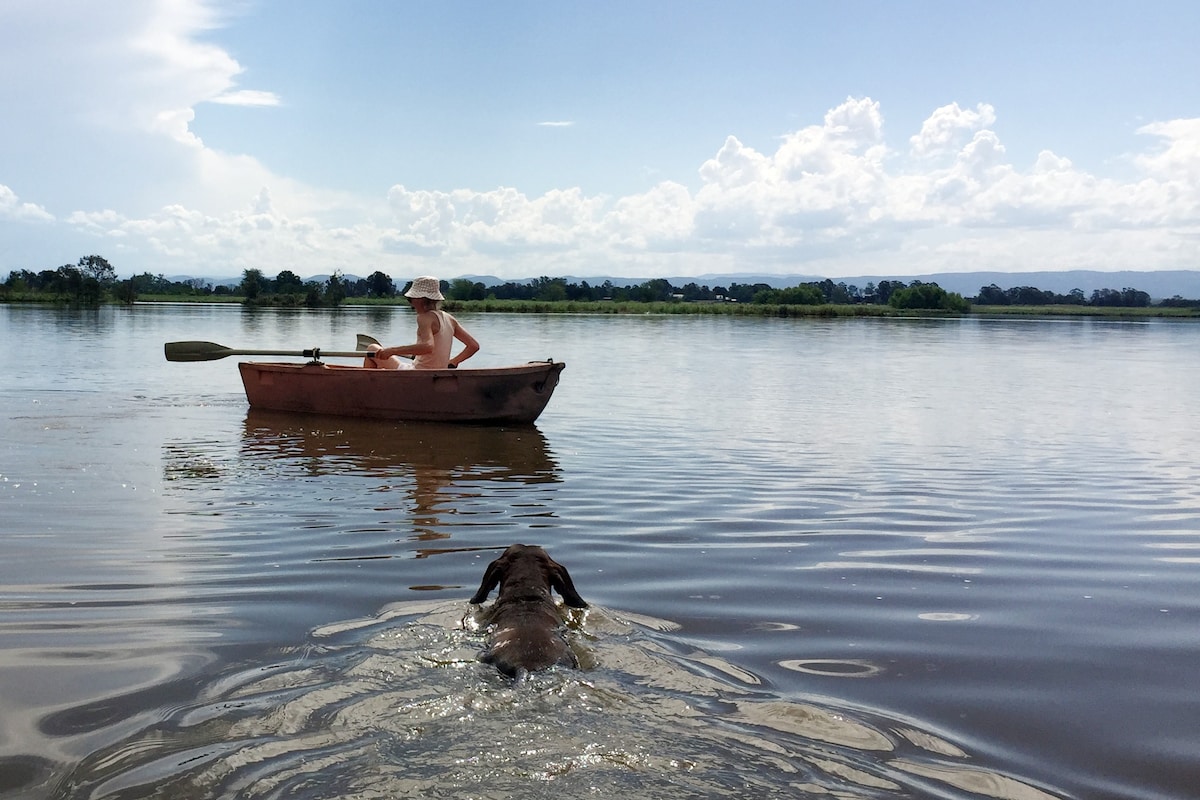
(548, 559, 588, 608)
(470, 557, 504, 604)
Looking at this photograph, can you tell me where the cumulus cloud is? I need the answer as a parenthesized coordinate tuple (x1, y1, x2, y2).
(1135, 119, 1200, 184)
(384, 184, 608, 257)
(22, 94, 1199, 279)
(909, 102, 997, 159)
(2, 1, 1198, 281)
(355, 97, 1198, 276)
(0, 185, 55, 223)
(153, 108, 206, 148)
(699, 136, 770, 189)
(691, 98, 888, 248)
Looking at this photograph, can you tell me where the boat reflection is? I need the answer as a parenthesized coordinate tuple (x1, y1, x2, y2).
(240, 410, 561, 527)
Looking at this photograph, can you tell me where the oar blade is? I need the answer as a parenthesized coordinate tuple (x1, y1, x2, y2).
(164, 340, 234, 362)
(164, 341, 370, 362)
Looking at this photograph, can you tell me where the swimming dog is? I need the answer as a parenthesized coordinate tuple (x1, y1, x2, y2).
(469, 544, 588, 680)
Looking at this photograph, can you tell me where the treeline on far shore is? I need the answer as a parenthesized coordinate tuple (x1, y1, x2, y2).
(4, 257, 1200, 317)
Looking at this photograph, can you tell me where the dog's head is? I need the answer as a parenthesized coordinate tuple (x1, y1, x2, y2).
(469, 544, 588, 608)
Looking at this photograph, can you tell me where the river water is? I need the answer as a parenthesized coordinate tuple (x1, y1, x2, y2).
(1, 302, 1198, 799)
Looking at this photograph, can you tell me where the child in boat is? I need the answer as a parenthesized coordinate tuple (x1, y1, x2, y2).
(363, 276, 480, 370)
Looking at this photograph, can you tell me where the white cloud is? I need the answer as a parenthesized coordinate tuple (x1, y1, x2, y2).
(691, 98, 889, 249)
(0, 185, 54, 223)
(212, 89, 282, 107)
(0, 1, 284, 212)
(605, 181, 695, 250)
(699, 136, 770, 189)
(1135, 119, 1200, 185)
(153, 108, 206, 148)
(910, 102, 998, 159)
(384, 185, 608, 257)
(2, 0, 1198, 282)
(20, 94, 1198, 279)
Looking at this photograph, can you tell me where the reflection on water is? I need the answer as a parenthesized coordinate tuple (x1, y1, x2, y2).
(52, 601, 1061, 800)
(158, 410, 562, 566)
(238, 410, 559, 528)
(5, 306, 1200, 800)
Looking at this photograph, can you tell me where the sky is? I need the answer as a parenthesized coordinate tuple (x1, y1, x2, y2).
(2, 0, 1199, 283)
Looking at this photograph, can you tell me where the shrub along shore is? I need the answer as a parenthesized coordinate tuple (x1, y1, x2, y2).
(7, 290, 1200, 318)
(4, 257, 1199, 317)
(423, 299, 1199, 318)
(88, 295, 1200, 318)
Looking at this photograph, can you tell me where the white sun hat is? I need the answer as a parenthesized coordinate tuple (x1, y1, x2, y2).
(403, 276, 444, 301)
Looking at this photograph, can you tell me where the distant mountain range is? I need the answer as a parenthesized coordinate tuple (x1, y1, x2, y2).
(179, 269, 1200, 301)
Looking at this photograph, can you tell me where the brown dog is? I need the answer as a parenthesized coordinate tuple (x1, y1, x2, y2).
(469, 544, 588, 680)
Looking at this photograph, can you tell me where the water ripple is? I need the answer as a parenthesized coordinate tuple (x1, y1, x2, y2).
(50, 601, 1065, 800)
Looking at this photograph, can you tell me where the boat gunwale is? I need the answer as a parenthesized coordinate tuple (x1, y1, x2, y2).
(236, 359, 565, 425)
(240, 360, 564, 377)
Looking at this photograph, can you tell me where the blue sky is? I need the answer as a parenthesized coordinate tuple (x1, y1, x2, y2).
(2, 0, 1198, 282)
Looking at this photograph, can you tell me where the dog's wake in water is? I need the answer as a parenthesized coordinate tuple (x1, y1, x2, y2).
(48, 597, 1065, 800)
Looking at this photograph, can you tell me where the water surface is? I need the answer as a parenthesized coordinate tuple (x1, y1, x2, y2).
(1, 303, 1198, 799)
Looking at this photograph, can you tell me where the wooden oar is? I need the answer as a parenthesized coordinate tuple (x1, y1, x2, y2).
(356, 332, 413, 361)
(164, 340, 367, 363)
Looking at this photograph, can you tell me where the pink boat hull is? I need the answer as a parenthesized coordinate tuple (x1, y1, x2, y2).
(237, 360, 565, 424)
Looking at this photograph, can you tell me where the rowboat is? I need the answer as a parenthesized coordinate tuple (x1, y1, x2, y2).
(237, 360, 565, 424)
(163, 340, 565, 425)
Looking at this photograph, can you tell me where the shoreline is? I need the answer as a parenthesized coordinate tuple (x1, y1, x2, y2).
(3, 296, 1199, 318)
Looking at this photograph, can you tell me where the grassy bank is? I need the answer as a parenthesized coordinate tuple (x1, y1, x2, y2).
(8, 293, 1199, 318)
(971, 304, 1200, 318)
(438, 299, 916, 316)
(120, 296, 921, 316)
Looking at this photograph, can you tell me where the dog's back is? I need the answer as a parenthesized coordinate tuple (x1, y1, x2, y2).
(469, 544, 588, 680)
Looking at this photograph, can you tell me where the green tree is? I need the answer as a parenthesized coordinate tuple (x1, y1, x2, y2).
(755, 284, 824, 305)
(725, 282, 771, 303)
(367, 271, 396, 297)
(534, 276, 568, 302)
(889, 283, 970, 311)
(448, 278, 486, 300)
(323, 271, 347, 306)
(240, 269, 265, 300)
(115, 278, 138, 304)
(976, 284, 1008, 304)
(2, 270, 32, 299)
(275, 270, 304, 294)
(874, 280, 904, 304)
(304, 281, 323, 307)
(56, 264, 103, 304)
(78, 255, 116, 284)
(1120, 287, 1151, 307)
(637, 278, 675, 302)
